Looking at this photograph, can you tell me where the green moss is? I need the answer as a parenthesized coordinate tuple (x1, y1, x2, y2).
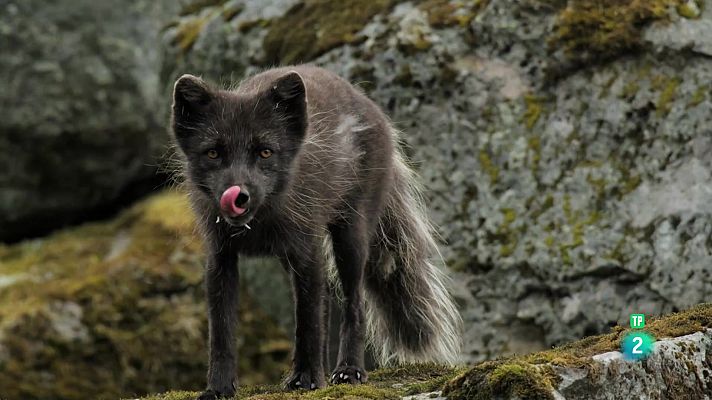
(548, 0, 681, 63)
(443, 361, 555, 400)
(403, 36, 433, 52)
(523, 94, 544, 130)
(621, 174, 641, 195)
(676, 0, 702, 18)
(418, 0, 489, 28)
(496, 208, 519, 257)
(656, 76, 681, 117)
(586, 174, 606, 203)
(502, 208, 517, 225)
(247, 385, 401, 400)
(500, 242, 516, 257)
(444, 304, 712, 399)
(551, 192, 603, 265)
(544, 235, 555, 248)
(478, 150, 499, 185)
(263, 0, 398, 65)
(393, 64, 414, 86)
(562, 194, 573, 222)
(687, 85, 708, 108)
(528, 136, 542, 173)
(369, 362, 458, 381)
(174, 16, 211, 53)
(141, 363, 464, 400)
(179, 0, 228, 16)
(238, 18, 272, 33)
(620, 80, 640, 99)
(613, 161, 642, 198)
(141, 385, 400, 400)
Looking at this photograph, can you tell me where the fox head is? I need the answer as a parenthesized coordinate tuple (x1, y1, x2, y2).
(171, 71, 307, 227)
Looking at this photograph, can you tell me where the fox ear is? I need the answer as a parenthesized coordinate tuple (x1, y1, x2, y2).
(269, 71, 307, 136)
(172, 74, 212, 137)
(173, 74, 212, 107)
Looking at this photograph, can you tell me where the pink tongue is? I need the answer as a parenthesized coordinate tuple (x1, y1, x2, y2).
(220, 186, 247, 217)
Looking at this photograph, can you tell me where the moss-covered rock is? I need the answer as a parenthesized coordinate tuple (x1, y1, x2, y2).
(547, 0, 684, 65)
(0, 191, 291, 400)
(444, 303, 712, 399)
(263, 0, 398, 65)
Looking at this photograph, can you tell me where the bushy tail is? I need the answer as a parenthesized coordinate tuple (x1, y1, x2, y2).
(364, 142, 462, 366)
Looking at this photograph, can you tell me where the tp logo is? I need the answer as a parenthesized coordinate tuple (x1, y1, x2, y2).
(630, 313, 645, 329)
(621, 313, 654, 361)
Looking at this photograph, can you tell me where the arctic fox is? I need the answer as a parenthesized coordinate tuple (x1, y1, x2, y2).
(171, 65, 461, 399)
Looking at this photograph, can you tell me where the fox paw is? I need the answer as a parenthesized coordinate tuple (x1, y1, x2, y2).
(196, 387, 235, 400)
(284, 370, 326, 391)
(330, 365, 367, 384)
(196, 389, 225, 400)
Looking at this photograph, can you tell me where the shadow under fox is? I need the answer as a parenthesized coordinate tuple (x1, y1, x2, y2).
(171, 65, 461, 399)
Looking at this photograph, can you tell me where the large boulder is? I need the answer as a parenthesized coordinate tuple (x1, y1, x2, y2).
(0, 0, 178, 242)
(162, 0, 712, 363)
(0, 191, 292, 400)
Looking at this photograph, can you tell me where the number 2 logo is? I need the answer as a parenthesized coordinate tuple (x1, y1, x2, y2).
(622, 332, 654, 360)
(631, 336, 643, 354)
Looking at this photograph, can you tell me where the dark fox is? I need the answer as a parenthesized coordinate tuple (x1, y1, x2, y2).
(170, 65, 461, 399)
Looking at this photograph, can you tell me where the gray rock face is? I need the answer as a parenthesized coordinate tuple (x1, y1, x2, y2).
(0, 0, 178, 241)
(165, 0, 712, 363)
(555, 330, 712, 399)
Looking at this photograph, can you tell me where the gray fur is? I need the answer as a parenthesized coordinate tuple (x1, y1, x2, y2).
(170, 65, 462, 398)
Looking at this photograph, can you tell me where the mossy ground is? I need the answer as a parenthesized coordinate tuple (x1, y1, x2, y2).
(139, 304, 711, 399)
(0, 191, 290, 400)
(442, 303, 712, 400)
(137, 363, 466, 400)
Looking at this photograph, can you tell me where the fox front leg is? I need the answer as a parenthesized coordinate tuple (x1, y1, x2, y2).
(197, 237, 239, 400)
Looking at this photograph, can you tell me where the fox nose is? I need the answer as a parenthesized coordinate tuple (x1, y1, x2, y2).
(235, 189, 249, 207)
(220, 186, 249, 217)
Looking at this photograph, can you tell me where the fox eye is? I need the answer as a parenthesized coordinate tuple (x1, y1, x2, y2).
(259, 148, 273, 159)
(206, 149, 219, 159)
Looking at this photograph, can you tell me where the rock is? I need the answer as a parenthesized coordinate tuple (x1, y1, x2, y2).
(0, 0, 179, 242)
(443, 303, 712, 400)
(558, 331, 712, 399)
(162, 0, 712, 363)
(0, 191, 291, 400)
